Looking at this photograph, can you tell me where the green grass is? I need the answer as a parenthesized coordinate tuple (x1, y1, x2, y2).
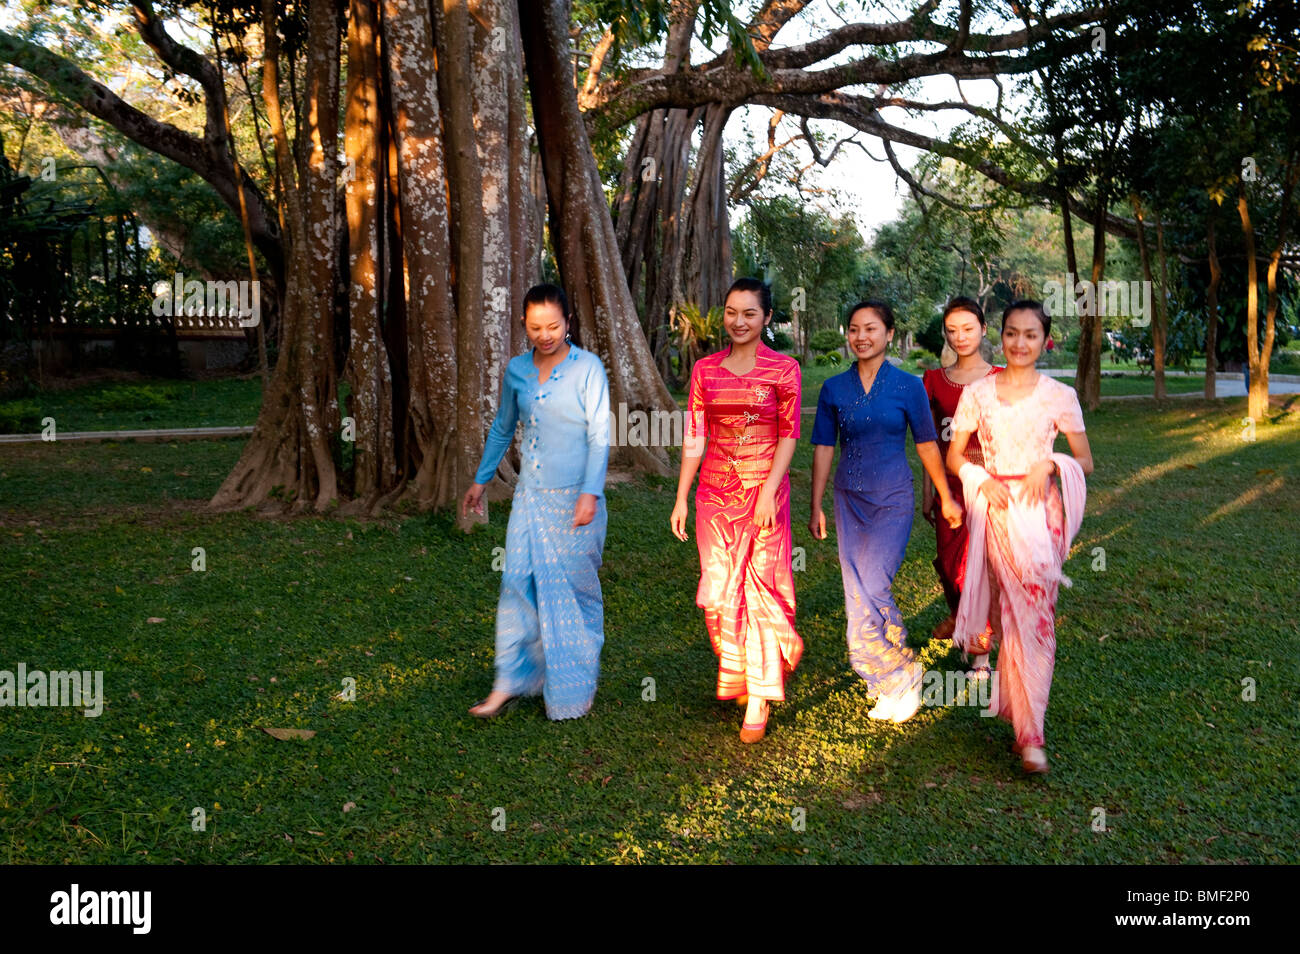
(0, 395, 1297, 863)
(1058, 375, 1208, 396)
(0, 378, 264, 433)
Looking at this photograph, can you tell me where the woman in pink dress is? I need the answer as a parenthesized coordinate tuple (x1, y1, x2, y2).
(922, 297, 1000, 670)
(670, 278, 803, 744)
(947, 300, 1093, 774)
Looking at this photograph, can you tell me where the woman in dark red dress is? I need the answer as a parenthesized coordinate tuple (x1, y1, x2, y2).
(922, 297, 1000, 671)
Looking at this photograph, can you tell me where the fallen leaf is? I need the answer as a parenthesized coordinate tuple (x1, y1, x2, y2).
(146, 616, 165, 623)
(343, 802, 356, 813)
(261, 727, 316, 740)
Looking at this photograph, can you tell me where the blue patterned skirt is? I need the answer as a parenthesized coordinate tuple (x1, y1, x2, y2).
(492, 483, 607, 719)
(833, 485, 921, 699)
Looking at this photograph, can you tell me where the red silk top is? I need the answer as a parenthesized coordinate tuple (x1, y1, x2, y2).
(686, 342, 802, 490)
(922, 365, 1001, 469)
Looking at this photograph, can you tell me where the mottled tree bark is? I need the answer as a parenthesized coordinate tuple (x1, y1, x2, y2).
(521, 0, 674, 472)
(211, 0, 339, 512)
(343, 0, 396, 508)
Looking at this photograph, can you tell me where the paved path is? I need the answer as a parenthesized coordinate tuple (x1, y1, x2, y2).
(1038, 367, 1300, 397)
(0, 425, 253, 445)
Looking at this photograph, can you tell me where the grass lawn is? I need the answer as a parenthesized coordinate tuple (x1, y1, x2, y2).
(0, 393, 1297, 863)
(0, 378, 265, 433)
(1058, 375, 1207, 396)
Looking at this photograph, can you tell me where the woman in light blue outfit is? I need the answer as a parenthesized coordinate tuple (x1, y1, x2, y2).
(461, 284, 610, 720)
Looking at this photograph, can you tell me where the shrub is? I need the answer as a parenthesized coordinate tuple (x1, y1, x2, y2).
(910, 348, 940, 370)
(85, 384, 174, 412)
(1271, 350, 1300, 374)
(767, 327, 794, 350)
(0, 399, 42, 434)
(809, 328, 845, 353)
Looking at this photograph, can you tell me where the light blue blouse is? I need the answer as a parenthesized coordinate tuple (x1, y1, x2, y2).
(474, 344, 610, 498)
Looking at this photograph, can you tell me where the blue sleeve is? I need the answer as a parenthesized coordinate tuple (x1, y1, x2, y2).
(474, 366, 520, 485)
(810, 378, 839, 446)
(903, 375, 938, 444)
(580, 357, 610, 498)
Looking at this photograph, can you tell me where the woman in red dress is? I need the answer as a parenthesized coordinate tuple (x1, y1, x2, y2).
(922, 297, 1000, 671)
(670, 278, 803, 744)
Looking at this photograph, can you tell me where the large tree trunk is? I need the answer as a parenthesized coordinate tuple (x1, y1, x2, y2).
(342, 0, 397, 509)
(1205, 212, 1220, 399)
(1246, 156, 1295, 422)
(470, 0, 536, 485)
(212, 0, 340, 512)
(520, 0, 674, 473)
(1152, 207, 1170, 399)
(678, 103, 734, 320)
(381, 0, 459, 510)
(1237, 190, 1265, 422)
(610, 4, 699, 382)
(1130, 193, 1165, 399)
(434, 0, 490, 528)
(1074, 192, 1107, 411)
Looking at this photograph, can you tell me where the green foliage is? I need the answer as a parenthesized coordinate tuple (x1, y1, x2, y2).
(767, 327, 793, 351)
(916, 313, 946, 357)
(909, 347, 940, 370)
(808, 328, 844, 353)
(814, 350, 843, 367)
(0, 397, 40, 433)
(84, 383, 174, 412)
(672, 301, 724, 353)
(1272, 351, 1300, 374)
(732, 196, 870, 345)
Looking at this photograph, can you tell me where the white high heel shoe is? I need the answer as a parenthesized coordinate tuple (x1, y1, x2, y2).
(889, 685, 922, 723)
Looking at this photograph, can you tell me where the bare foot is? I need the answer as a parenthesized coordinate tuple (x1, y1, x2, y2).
(469, 690, 514, 718)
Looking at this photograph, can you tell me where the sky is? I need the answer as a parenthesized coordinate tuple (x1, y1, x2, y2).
(716, 1, 1024, 238)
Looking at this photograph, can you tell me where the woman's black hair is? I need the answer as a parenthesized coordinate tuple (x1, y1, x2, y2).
(1001, 299, 1051, 337)
(523, 283, 569, 320)
(726, 277, 773, 315)
(846, 298, 895, 331)
(522, 282, 577, 345)
(942, 296, 986, 327)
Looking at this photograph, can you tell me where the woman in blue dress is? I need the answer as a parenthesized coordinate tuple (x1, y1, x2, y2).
(461, 284, 610, 720)
(810, 300, 962, 722)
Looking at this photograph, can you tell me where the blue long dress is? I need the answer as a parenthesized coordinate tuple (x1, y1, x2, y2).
(474, 343, 610, 719)
(811, 361, 938, 699)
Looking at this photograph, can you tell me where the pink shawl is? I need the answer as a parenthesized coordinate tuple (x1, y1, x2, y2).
(953, 453, 1087, 652)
